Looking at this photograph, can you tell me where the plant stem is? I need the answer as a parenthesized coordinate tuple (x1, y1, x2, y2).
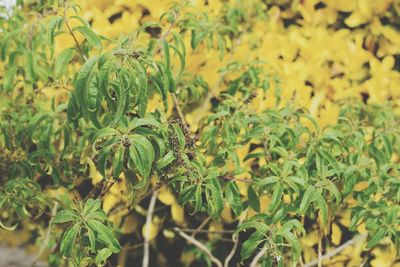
(249, 245, 268, 267)
(174, 227, 223, 267)
(172, 92, 189, 131)
(180, 228, 234, 234)
(142, 190, 158, 267)
(190, 216, 211, 238)
(220, 175, 253, 184)
(30, 202, 59, 267)
(304, 234, 367, 267)
(318, 228, 322, 267)
(224, 209, 248, 267)
(63, 3, 87, 61)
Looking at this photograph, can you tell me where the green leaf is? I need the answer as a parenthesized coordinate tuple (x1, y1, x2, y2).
(87, 220, 121, 253)
(83, 198, 102, 216)
(99, 56, 114, 102)
(109, 74, 127, 126)
(92, 127, 120, 143)
(225, 181, 243, 216)
(1, 31, 20, 60)
(95, 248, 112, 267)
(316, 197, 328, 224)
(86, 226, 96, 252)
(369, 145, 386, 167)
(53, 210, 78, 224)
(382, 135, 393, 160)
(76, 56, 98, 109)
(318, 149, 340, 175)
(257, 176, 280, 189)
(208, 178, 224, 218)
(47, 16, 63, 45)
(216, 34, 225, 60)
(112, 145, 125, 178)
(268, 183, 283, 212)
(171, 123, 185, 151)
(281, 229, 301, 260)
(161, 39, 170, 68)
(4, 66, 17, 91)
(194, 184, 203, 213)
(298, 185, 315, 215)
(171, 32, 186, 75)
(98, 145, 113, 177)
(131, 59, 148, 116)
(236, 219, 269, 235)
(156, 151, 176, 169)
(55, 48, 74, 78)
(60, 223, 80, 257)
(241, 231, 264, 260)
(129, 135, 155, 178)
(74, 26, 102, 49)
(24, 50, 35, 82)
(248, 186, 260, 212)
(367, 228, 386, 249)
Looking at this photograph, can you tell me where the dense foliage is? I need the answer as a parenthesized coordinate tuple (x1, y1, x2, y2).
(0, 0, 400, 266)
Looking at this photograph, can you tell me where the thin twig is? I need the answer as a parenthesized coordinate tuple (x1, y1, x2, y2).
(249, 245, 268, 267)
(304, 234, 367, 267)
(191, 216, 211, 238)
(220, 176, 253, 184)
(65, 20, 87, 61)
(100, 178, 119, 199)
(299, 253, 305, 267)
(174, 227, 223, 267)
(142, 190, 158, 267)
(171, 92, 189, 131)
(157, 5, 191, 133)
(318, 228, 322, 267)
(179, 228, 235, 234)
(63, 3, 87, 61)
(224, 209, 248, 267)
(30, 202, 59, 267)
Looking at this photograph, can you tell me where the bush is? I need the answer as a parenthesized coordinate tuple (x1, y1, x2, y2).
(0, 1, 399, 266)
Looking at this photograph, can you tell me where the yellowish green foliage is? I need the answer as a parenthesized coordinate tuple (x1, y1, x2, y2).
(0, 0, 400, 266)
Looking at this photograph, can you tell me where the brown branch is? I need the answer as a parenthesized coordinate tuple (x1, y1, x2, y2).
(100, 178, 119, 199)
(174, 227, 223, 267)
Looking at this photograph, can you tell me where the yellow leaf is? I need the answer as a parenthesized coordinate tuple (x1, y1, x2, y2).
(142, 217, 160, 241)
(171, 203, 185, 225)
(207, 221, 223, 240)
(157, 187, 176, 206)
(331, 223, 342, 245)
(163, 229, 175, 239)
(221, 204, 234, 223)
(86, 157, 103, 184)
(345, 12, 368, 28)
(301, 230, 318, 247)
(120, 215, 138, 234)
(103, 193, 119, 214)
(354, 181, 369, 191)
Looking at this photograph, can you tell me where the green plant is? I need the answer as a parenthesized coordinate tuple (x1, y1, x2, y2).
(0, 1, 399, 266)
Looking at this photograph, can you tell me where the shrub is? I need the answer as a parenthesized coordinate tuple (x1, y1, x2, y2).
(0, 1, 399, 266)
